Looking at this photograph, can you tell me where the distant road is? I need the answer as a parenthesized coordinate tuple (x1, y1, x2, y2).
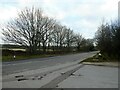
(2, 51, 97, 75)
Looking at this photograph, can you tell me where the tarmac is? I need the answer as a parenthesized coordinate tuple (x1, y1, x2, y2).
(2, 60, 119, 88)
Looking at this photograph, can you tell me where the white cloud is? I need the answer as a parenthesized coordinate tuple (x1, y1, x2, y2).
(0, 6, 18, 25)
(99, 0, 118, 20)
(0, 0, 119, 43)
(69, 19, 99, 38)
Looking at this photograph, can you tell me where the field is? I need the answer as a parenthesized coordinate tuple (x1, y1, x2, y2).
(1, 48, 79, 62)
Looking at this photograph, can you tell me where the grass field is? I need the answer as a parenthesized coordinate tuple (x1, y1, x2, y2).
(1, 47, 96, 62)
(1, 48, 53, 62)
(2, 54, 56, 62)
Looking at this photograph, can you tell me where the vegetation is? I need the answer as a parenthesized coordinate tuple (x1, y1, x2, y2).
(2, 48, 88, 62)
(2, 7, 119, 62)
(81, 53, 118, 63)
(95, 19, 120, 61)
(79, 19, 120, 63)
(2, 7, 95, 61)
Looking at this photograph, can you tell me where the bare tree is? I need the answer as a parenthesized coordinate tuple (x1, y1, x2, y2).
(95, 22, 112, 54)
(3, 8, 36, 53)
(51, 24, 67, 51)
(2, 7, 55, 54)
(2, 7, 93, 55)
(95, 19, 120, 58)
(51, 24, 60, 50)
(74, 34, 84, 51)
(65, 28, 75, 51)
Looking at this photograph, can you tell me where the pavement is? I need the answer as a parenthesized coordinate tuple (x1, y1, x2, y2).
(58, 64, 118, 88)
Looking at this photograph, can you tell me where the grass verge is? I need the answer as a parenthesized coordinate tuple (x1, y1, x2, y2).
(1, 51, 84, 62)
(2, 54, 57, 62)
(80, 53, 118, 63)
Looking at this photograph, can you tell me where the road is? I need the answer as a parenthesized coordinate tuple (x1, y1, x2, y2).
(2, 51, 97, 75)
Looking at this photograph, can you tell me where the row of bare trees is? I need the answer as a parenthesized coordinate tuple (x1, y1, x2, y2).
(2, 8, 94, 54)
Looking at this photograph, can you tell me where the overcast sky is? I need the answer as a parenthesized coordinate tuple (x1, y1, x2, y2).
(0, 0, 119, 43)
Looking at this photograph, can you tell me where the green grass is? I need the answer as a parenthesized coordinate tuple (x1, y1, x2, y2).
(81, 53, 118, 63)
(1, 52, 80, 62)
(2, 54, 55, 62)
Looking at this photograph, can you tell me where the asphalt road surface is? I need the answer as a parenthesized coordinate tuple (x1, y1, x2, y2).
(2, 51, 97, 75)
